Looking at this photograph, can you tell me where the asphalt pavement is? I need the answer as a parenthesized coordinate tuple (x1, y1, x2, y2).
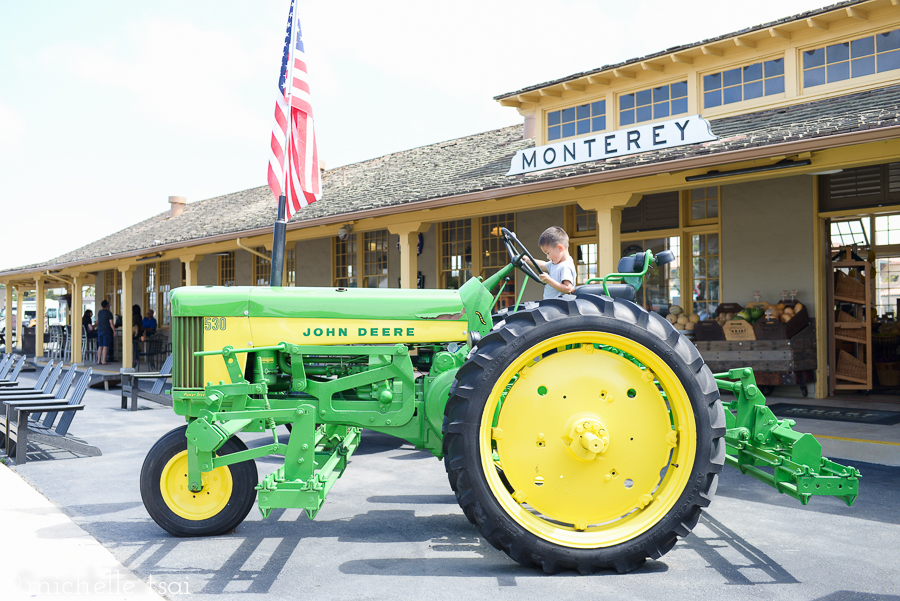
(1, 374, 898, 601)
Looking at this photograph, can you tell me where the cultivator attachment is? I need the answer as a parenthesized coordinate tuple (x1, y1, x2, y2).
(716, 367, 861, 506)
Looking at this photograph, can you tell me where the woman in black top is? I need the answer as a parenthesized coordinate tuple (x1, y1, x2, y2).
(82, 309, 97, 339)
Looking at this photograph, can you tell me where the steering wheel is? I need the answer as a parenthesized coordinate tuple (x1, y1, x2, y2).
(499, 227, 543, 284)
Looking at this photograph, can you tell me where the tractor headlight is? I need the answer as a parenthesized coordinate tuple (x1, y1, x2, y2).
(467, 330, 482, 349)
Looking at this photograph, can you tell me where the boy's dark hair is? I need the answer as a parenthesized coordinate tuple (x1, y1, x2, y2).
(101, 300, 109, 309)
(539, 226, 569, 248)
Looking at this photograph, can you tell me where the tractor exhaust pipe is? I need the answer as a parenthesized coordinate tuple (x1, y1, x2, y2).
(270, 195, 287, 287)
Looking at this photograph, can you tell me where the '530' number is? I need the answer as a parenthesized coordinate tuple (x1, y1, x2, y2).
(204, 317, 227, 331)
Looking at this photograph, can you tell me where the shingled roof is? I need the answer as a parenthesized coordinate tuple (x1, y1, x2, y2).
(3, 83, 900, 274)
(494, 0, 865, 100)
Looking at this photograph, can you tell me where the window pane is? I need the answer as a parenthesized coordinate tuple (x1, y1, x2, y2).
(591, 100, 605, 114)
(704, 90, 722, 108)
(852, 36, 875, 57)
(744, 80, 763, 100)
(805, 66, 826, 87)
(707, 198, 719, 218)
(653, 85, 669, 102)
(620, 110, 635, 126)
(548, 111, 561, 126)
(723, 68, 741, 87)
(562, 122, 576, 137)
(671, 81, 687, 97)
(879, 49, 900, 72)
(723, 85, 742, 104)
(671, 98, 687, 115)
(704, 73, 721, 90)
(576, 104, 590, 119)
(636, 105, 652, 122)
(877, 29, 900, 52)
(620, 94, 635, 110)
(548, 126, 560, 141)
(692, 201, 705, 220)
(743, 62, 762, 81)
(852, 56, 876, 77)
(827, 42, 850, 63)
(804, 48, 825, 69)
(636, 89, 652, 106)
(765, 76, 785, 95)
(591, 116, 605, 131)
(562, 107, 575, 122)
(654, 102, 670, 118)
(827, 61, 850, 82)
(765, 58, 784, 77)
(577, 119, 590, 134)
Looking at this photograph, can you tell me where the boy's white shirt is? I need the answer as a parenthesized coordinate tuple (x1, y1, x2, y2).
(543, 256, 577, 299)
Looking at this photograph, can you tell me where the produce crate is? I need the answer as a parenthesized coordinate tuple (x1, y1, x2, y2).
(723, 319, 755, 341)
(695, 326, 816, 374)
(715, 303, 744, 317)
(695, 320, 726, 341)
(753, 301, 810, 340)
(875, 361, 900, 387)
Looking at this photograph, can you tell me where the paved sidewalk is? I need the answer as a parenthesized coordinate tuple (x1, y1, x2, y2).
(0, 463, 166, 601)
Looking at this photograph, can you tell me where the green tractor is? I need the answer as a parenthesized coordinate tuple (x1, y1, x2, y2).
(140, 227, 860, 574)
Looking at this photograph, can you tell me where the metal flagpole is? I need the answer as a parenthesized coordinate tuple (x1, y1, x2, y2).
(270, 0, 297, 287)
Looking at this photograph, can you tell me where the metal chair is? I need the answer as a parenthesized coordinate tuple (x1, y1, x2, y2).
(63, 325, 72, 363)
(82, 326, 97, 364)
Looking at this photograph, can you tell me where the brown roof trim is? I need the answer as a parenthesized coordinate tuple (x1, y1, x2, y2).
(2, 123, 898, 279)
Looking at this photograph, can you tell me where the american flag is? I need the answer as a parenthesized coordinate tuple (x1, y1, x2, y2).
(267, 0, 321, 219)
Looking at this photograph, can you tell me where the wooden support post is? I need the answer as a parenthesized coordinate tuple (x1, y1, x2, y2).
(388, 222, 431, 289)
(15, 286, 24, 352)
(120, 265, 136, 369)
(577, 193, 643, 278)
(71, 273, 84, 365)
(181, 255, 203, 287)
(3, 284, 11, 353)
(35, 277, 45, 358)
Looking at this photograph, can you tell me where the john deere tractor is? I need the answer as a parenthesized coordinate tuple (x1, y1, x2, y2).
(141, 227, 860, 574)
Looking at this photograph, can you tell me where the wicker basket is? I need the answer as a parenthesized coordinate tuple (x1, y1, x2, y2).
(836, 309, 861, 323)
(876, 361, 900, 387)
(837, 327, 867, 342)
(836, 350, 867, 382)
(835, 270, 866, 301)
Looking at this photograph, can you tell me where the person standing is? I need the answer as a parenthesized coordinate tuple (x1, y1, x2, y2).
(96, 300, 115, 365)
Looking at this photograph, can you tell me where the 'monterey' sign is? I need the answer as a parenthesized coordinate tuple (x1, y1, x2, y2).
(507, 115, 717, 176)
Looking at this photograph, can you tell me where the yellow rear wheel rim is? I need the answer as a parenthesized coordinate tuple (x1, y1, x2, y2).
(160, 450, 234, 521)
(479, 332, 697, 548)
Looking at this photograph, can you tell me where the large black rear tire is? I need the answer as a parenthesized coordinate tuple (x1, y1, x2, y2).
(443, 295, 725, 573)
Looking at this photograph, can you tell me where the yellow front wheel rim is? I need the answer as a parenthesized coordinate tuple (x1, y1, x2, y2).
(160, 450, 234, 521)
(480, 332, 697, 548)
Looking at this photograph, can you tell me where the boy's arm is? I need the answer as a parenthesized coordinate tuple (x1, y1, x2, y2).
(525, 257, 548, 271)
(538, 273, 575, 294)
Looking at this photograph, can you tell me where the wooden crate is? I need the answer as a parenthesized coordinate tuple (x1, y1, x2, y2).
(753, 302, 810, 340)
(695, 326, 816, 374)
(723, 319, 755, 341)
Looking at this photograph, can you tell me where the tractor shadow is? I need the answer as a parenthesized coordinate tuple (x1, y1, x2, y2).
(70, 502, 799, 594)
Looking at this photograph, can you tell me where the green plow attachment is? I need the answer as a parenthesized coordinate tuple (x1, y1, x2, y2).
(715, 367, 861, 506)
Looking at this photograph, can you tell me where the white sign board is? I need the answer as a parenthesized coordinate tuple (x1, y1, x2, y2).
(507, 115, 717, 176)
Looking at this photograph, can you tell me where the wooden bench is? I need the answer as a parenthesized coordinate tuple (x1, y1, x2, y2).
(120, 354, 173, 411)
(0, 355, 25, 385)
(0, 369, 97, 465)
(0, 361, 60, 395)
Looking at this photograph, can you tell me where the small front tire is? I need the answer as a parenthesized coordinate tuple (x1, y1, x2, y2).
(141, 425, 258, 536)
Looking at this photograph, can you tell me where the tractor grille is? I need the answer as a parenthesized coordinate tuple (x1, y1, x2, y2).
(173, 316, 204, 389)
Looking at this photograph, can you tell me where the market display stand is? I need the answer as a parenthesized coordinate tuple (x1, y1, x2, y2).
(828, 250, 872, 392)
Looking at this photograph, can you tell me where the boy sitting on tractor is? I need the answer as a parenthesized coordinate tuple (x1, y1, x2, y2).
(527, 226, 577, 298)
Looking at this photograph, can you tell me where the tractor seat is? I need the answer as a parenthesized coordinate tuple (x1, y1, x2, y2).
(575, 284, 636, 302)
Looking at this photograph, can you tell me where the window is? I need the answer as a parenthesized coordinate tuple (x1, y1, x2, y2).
(332, 229, 389, 288)
(692, 233, 720, 319)
(363, 230, 389, 288)
(622, 237, 681, 315)
(687, 187, 720, 224)
(334, 234, 358, 287)
(830, 218, 870, 248)
(703, 59, 784, 109)
(104, 270, 116, 315)
(481, 213, 516, 307)
(254, 246, 271, 286)
(286, 247, 296, 287)
(144, 264, 157, 318)
(620, 81, 687, 126)
(218, 251, 236, 287)
(803, 28, 900, 88)
(547, 101, 606, 141)
(440, 219, 472, 289)
(159, 261, 171, 326)
(569, 205, 598, 285)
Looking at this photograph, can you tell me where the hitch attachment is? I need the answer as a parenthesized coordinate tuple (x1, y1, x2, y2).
(715, 368, 861, 506)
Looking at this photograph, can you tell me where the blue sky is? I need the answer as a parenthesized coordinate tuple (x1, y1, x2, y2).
(0, 0, 829, 271)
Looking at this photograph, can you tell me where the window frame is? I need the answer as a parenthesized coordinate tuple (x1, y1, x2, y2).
(700, 56, 786, 112)
(218, 251, 236, 287)
(617, 80, 688, 128)
(331, 229, 390, 288)
(437, 215, 517, 306)
(545, 99, 608, 142)
(800, 26, 900, 93)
